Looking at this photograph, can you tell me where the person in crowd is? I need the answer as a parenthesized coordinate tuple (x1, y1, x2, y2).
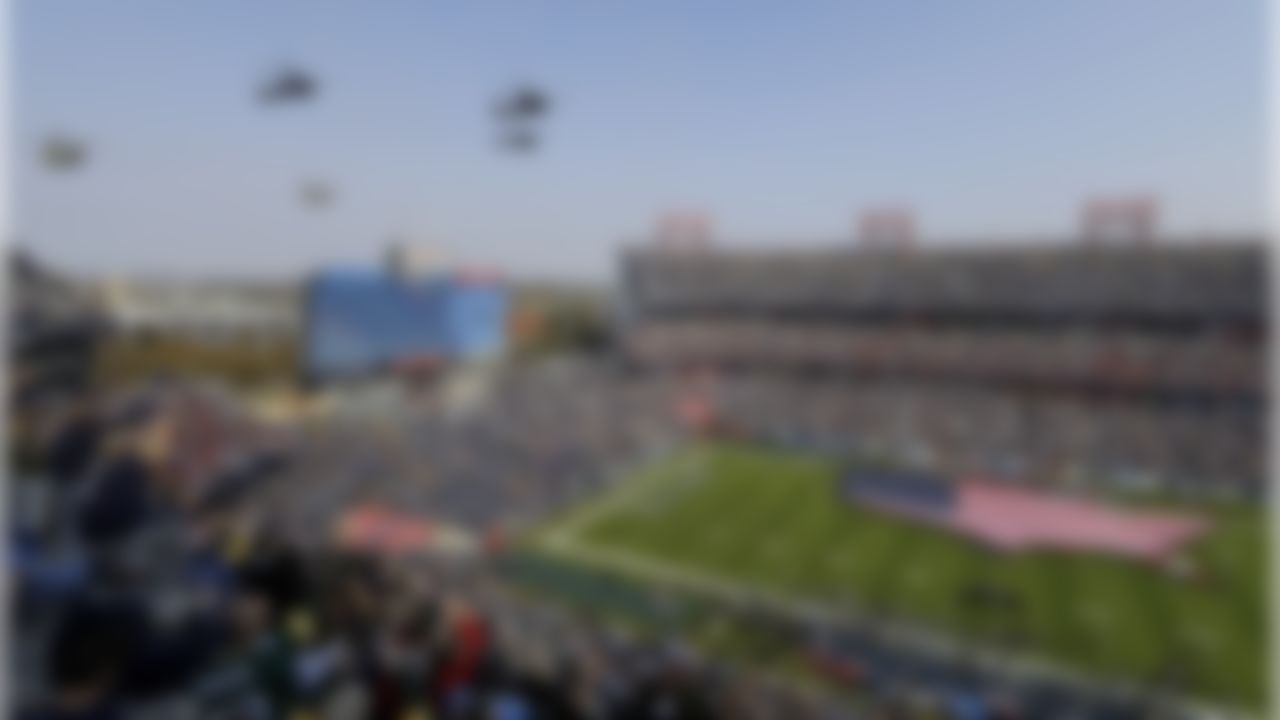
(72, 399, 166, 559)
(46, 398, 104, 492)
(18, 599, 132, 720)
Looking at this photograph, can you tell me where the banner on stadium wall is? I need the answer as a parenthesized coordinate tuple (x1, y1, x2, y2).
(334, 503, 478, 557)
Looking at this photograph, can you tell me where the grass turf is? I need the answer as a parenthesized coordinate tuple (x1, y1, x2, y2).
(539, 443, 1266, 709)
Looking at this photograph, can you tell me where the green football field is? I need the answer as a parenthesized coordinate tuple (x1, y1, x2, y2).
(535, 443, 1267, 709)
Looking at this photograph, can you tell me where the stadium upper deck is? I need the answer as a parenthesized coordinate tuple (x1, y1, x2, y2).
(620, 238, 1265, 403)
(622, 239, 1262, 326)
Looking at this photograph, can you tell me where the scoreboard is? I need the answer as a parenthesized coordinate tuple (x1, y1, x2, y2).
(304, 268, 507, 381)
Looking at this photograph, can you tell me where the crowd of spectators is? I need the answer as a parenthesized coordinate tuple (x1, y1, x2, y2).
(263, 360, 680, 540)
(15, 240, 1263, 720)
(623, 242, 1262, 323)
(10, 372, 865, 720)
(620, 241, 1265, 501)
(627, 321, 1261, 399)
(10, 218, 1262, 720)
(12, 354, 1238, 719)
(707, 374, 1260, 500)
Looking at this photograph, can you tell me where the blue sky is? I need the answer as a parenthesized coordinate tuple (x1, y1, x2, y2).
(16, 1, 1266, 280)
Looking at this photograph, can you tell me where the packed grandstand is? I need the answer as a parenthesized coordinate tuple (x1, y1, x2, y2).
(621, 240, 1265, 501)
(9, 234, 1268, 719)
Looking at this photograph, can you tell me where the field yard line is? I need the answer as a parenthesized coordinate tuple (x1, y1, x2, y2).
(539, 523, 1254, 720)
(544, 450, 699, 546)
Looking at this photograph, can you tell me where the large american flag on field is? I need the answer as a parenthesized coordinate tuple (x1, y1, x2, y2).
(843, 470, 1208, 562)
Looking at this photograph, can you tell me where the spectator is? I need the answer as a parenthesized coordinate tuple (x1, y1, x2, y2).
(20, 600, 134, 720)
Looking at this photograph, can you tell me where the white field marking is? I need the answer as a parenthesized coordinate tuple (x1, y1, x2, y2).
(1185, 626, 1225, 651)
(691, 532, 725, 557)
(906, 566, 932, 583)
(703, 526, 732, 548)
(762, 538, 790, 559)
(906, 574, 933, 590)
(538, 519, 1253, 720)
(543, 452, 697, 546)
(1078, 605, 1117, 627)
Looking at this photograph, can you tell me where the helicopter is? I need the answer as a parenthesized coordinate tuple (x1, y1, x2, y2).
(494, 84, 552, 153)
(41, 134, 88, 172)
(260, 65, 319, 105)
(299, 180, 335, 209)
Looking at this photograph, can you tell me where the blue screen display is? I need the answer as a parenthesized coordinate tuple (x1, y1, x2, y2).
(305, 270, 507, 378)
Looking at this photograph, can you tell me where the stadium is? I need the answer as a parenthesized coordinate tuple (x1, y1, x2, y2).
(249, 222, 1269, 714)
(11, 214, 1268, 719)
(10, 4, 1268, 717)
(518, 229, 1267, 714)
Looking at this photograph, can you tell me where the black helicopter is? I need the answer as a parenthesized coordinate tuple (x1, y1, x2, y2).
(494, 84, 552, 153)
